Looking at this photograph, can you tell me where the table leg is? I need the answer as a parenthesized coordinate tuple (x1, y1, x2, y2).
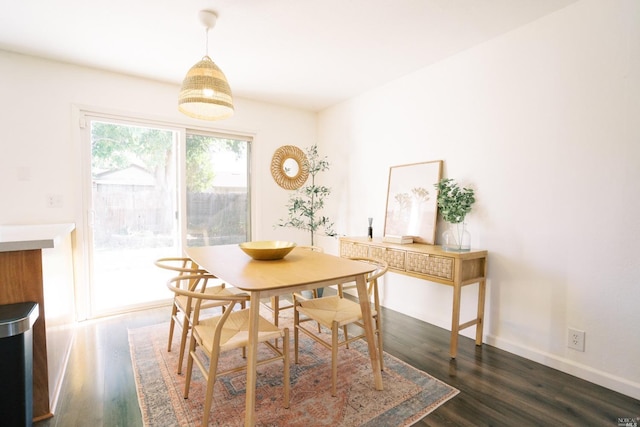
(475, 279, 486, 346)
(356, 274, 383, 390)
(244, 291, 261, 427)
(450, 283, 462, 358)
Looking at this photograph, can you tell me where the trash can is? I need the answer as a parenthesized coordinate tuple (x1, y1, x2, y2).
(0, 302, 39, 427)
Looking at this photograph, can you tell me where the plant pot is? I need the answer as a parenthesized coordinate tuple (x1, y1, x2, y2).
(442, 222, 471, 252)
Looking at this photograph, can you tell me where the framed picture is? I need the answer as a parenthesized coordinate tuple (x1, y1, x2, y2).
(383, 160, 443, 244)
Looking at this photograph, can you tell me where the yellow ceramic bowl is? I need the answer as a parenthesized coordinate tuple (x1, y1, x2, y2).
(238, 240, 297, 260)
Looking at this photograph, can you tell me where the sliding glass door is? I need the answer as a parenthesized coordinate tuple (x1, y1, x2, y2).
(185, 133, 250, 247)
(82, 114, 250, 318)
(87, 119, 179, 315)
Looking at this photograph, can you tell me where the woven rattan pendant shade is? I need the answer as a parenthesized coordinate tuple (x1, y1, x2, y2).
(178, 55, 234, 120)
(178, 10, 234, 121)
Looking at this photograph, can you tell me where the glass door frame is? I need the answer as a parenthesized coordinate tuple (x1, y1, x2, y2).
(77, 108, 253, 320)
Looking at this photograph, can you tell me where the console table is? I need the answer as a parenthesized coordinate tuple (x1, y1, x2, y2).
(339, 237, 488, 358)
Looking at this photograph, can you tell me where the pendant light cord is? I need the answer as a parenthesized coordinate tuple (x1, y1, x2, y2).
(205, 27, 210, 57)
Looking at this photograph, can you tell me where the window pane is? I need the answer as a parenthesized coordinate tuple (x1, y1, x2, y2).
(186, 134, 250, 246)
(90, 120, 178, 314)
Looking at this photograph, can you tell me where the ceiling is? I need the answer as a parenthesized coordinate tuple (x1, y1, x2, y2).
(0, 0, 578, 112)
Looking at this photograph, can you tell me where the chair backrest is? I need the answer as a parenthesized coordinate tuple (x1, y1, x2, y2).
(166, 274, 248, 305)
(166, 274, 250, 349)
(343, 257, 389, 299)
(155, 257, 205, 274)
(156, 257, 209, 291)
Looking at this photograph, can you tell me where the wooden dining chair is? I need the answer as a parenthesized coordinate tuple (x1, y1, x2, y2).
(293, 257, 388, 396)
(265, 245, 323, 333)
(167, 275, 290, 427)
(155, 257, 243, 374)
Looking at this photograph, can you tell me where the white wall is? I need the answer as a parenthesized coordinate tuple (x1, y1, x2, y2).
(318, 0, 640, 399)
(0, 49, 316, 235)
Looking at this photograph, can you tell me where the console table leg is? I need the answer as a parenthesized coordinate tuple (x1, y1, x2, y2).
(450, 284, 462, 358)
(475, 279, 487, 346)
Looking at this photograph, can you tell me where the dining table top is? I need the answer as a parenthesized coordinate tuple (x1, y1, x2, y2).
(186, 244, 376, 296)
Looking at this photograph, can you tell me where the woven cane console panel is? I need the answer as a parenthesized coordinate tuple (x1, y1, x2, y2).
(340, 239, 451, 279)
(339, 237, 486, 286)
(340, 241, 370, 258)
(369, 247, 405, 270)
(340, 241, 406, 269)
(405, 253, 453, 280)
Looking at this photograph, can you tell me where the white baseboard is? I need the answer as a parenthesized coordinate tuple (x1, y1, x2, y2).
(486, 334, 640, 401)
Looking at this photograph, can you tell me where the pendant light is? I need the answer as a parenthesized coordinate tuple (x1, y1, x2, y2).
(178, 10, 234, 121)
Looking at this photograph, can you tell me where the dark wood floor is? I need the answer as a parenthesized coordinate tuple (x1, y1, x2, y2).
(35, 302, 639, 427)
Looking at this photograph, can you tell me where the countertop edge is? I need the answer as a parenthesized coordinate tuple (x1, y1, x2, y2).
(0, 223, 76, 252)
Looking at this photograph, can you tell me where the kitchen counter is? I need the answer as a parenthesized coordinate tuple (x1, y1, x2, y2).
(0, 223, 76, 421)
(0, 223, 75, 252)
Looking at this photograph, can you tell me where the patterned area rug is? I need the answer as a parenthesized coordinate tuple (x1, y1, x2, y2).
(129, 307, 458, 426)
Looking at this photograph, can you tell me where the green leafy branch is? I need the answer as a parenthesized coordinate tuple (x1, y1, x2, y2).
(277, 145, 336, 245)
(434, 178, 476, 224)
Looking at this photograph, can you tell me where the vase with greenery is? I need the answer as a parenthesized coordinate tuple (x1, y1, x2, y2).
(434, 178, 476, 252)
(276, 144, 336, 246)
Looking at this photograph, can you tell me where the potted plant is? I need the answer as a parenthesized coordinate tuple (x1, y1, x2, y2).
(434, 178, 476, 251)
(276, 144, 336, 246)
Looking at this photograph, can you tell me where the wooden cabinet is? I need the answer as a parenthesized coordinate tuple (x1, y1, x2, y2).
(340, 237, 488, 358)
(0, 224, 76, 421)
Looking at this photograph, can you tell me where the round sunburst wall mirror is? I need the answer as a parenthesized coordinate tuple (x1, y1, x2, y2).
(271, 145, 309, 190)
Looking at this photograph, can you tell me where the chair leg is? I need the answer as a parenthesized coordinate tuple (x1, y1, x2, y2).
(202, 351, 220, 427)
(271, 296, 280, 325)
(241, 301, 247, 358)
(271, 296, 281, 348)
(183, 334, 197, 399)
(294, 304, 300, 364)
(167, 304, 178, 352)
(177, 314, 190, 374)
(331, 322, 339, 397)
(376, 315, 384, 371)
(283, 328, 290, 408)
(343, 325, 350, 349)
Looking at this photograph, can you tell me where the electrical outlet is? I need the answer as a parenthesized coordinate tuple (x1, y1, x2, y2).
(568, 328, 585, 352)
